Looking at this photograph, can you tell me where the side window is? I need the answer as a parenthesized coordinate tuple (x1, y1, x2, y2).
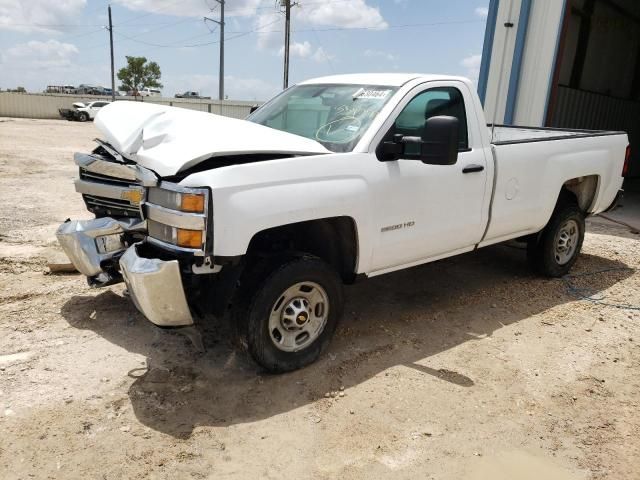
(392, 87, 468, 155)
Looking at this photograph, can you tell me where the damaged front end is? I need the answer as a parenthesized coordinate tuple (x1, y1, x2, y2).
(56, 140, 207, 328)
(56, 217, 145, 286)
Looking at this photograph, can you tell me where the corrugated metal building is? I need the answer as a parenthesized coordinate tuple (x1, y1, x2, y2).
(479, 0, 640, 178)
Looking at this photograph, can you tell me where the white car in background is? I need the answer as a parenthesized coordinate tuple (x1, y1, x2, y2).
(58, 101, 111, 122)
(138, 87, 162, 97)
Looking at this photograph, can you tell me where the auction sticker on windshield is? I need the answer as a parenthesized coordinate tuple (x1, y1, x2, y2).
(353, 88, 391, 99)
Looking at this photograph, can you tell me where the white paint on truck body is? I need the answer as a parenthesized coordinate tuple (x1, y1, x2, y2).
(93, 73, 627, 277)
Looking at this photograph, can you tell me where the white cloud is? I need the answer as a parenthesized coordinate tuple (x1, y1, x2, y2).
(298, 0, 387, 30)
(254, 2, 387, 54)
(278, 40, 312, 58)
(0, 39, 113, 92)
(364, 49, 395, 61)
(2, 39, 79, 68)
(475, 7, 489, 19)
(113, 0, 262, 18)
(255, 13, 282, 50)
(277, 41, 335, 64)
(460, 54, 482, 81)
(312, 47, 334, 63)
(0, 0, 87, 33)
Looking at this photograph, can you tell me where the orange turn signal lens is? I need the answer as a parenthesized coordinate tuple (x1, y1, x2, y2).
(180, 193, 205, 213)
(176, 229, 203, 249)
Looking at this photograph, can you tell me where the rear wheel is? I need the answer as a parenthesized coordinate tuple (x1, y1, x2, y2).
(233, 255, 343, 373)
(527, 200, 585, 277)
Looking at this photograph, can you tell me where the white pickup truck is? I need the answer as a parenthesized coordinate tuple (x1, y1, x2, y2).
(57, 74, 630, 372)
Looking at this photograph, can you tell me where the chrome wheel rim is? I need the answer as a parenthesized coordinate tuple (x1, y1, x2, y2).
(554, 219, 579, 265)
(268, 281, 329, 352)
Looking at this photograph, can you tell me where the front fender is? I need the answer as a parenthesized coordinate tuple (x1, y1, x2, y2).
(216, 177, 371, 271)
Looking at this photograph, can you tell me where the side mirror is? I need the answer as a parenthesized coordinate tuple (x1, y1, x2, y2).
(378, 134, 405, 161)
(249, 104, 260, 114)
(420, 116, 459, 165)
(377, 116, 460, 164)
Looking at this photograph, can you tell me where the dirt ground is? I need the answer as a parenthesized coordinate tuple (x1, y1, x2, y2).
(1, 117, 639, 480)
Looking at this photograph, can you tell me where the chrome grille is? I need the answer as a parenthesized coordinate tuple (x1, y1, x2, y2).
(74, 148, 144, 219)
(79, 169, 137, 187)
(84, 194, 141, 217)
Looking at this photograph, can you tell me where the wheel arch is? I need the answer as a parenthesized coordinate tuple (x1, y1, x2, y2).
(559, 174, 599, 212)
(245, 216, 359, 283)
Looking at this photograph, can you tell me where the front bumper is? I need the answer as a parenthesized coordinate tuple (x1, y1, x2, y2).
(56, 217, 143, 278)
(120, 244, 194, 327)
(56, 217, 194, 327)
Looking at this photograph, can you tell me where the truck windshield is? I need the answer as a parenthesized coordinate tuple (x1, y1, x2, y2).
(247, 84, 398, 152)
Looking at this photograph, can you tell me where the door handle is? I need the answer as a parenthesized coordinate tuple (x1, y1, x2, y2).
(462, 164, 484, 174)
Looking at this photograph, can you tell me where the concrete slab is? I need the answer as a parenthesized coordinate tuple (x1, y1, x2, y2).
(599, 190, 640, 233)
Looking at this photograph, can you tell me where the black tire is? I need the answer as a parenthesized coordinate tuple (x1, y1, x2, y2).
(527, 199, 585, 277)
(78, 112, 89, 122)
(233, 255, 343, 373)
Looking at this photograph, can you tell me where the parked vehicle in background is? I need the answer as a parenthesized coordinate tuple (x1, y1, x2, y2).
(139, 87, 162, 97)
(56, 73, 629, 373)
(46, 85, 76, 94)
(58, 101, 111, 122)
(75, 84, 104, 95)
(175, 91, 211, 99)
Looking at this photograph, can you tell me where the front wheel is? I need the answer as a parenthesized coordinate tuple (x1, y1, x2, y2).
(78, 112, 89, 122)
(527, 201, 585, 277)
(234, 256, 343, 373)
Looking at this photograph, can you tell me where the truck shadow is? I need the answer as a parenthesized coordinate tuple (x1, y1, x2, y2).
(61, 244, 634, 438)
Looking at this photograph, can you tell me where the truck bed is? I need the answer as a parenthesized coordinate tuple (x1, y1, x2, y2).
(489, 124, 626, 145)
(481, 124, 627, 247)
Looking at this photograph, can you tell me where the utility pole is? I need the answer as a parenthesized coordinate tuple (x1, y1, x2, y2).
(282, 0, 291, 89)
(108, 5, 115, 101)
(204, 0, 225, 101)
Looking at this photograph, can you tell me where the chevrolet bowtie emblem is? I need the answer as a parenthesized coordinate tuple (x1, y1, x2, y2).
(120, 189, 143, 204)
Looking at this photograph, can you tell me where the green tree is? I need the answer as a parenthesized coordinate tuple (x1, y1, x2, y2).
(117, 56, 162, 92)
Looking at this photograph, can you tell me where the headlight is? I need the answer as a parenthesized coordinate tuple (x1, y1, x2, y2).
(147, 188, 206, 213)
(147, 221, 204, 249)
(144, 183, 209, 252)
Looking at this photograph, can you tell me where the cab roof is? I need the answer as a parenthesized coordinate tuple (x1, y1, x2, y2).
(298, 73, 469, 87)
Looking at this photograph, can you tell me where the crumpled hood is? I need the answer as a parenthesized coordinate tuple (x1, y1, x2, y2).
(94, 101, 330, 177)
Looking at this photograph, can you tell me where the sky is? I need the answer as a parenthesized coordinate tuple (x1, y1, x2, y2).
(0, 0, 490, 101)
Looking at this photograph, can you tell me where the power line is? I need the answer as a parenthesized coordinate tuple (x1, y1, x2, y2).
(112, 16, 282, 49)
(308, 27, 335, 73)
(115, 0, 186, 26)
(293, 19, 486, 33)
(7, 0, 377, 29)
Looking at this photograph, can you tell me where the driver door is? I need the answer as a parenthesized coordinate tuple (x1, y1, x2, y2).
(369, 82, 490, 272)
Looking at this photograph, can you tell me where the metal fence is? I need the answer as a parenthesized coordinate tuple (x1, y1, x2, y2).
(0, 92, 259, 120)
